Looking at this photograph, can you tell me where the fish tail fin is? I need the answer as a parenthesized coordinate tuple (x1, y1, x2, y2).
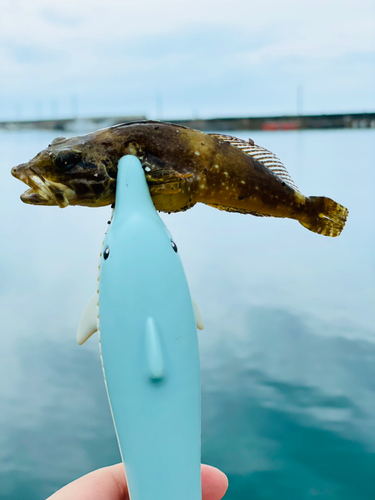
(299, 196, 348, 237)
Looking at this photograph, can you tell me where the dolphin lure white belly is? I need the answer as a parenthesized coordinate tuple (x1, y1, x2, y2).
(77, 155, 204, 500)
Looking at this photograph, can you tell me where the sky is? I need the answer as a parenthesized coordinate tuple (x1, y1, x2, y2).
(0, 0, 374, 120)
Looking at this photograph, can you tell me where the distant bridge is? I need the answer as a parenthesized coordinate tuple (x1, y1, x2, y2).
(175, 112, 375, 132)
(0, 112, 374, 133)
(0, 115, 146, 132)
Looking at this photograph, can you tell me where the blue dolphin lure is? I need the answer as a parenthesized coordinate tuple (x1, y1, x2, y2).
(77, 156, 204, 500)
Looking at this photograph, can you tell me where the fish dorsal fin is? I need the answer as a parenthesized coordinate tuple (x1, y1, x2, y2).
(209, 134, 300, 193)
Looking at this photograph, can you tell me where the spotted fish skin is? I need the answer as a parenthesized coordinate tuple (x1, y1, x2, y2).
(11, 120, 348, 236)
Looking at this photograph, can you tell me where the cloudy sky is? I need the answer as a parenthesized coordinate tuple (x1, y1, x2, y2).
(0, 0, 374, 120)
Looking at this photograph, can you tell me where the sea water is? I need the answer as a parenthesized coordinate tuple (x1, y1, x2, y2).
(0, 128, 374, 499)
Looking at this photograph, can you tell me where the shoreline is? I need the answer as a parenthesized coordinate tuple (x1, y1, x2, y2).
(0, 112, 374, 132)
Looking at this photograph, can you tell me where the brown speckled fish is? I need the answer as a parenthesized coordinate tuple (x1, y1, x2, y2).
(11, 120, 348, 236)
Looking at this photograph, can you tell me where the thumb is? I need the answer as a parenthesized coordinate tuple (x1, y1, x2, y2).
(47, 463, 228, 500)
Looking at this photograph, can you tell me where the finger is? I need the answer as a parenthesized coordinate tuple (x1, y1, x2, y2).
(46, 464, 128, 500)
(201, 464, 229, 500)
(47, 462, 228, 500)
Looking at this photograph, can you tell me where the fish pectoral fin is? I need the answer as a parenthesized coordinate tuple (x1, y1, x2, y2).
(146, 167, 191, 195)
(77, 293, 99, 345)
(192, 297, 204, 330)
(145, 167, 192, 183)
(149, 182, 182, 195)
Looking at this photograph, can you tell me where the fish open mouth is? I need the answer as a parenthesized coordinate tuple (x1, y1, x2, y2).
(21, 170, 55, 204)
(21, 186, 55, 205)
(12, 166, 73, 208)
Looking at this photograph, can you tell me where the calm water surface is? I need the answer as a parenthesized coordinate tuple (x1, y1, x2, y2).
(1, 128, 374, 499)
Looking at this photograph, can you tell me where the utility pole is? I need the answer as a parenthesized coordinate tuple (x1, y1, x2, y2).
(51, 98, 58, 118)
(297, 84, 303, 116)
(36, 101, 43, 120)
(71, 94, 79, 119)
(14, 103, 21, 121)
(156, 92, 163, 120)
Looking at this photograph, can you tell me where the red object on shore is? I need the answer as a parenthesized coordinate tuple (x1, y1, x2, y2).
(262, 120, 301, 131)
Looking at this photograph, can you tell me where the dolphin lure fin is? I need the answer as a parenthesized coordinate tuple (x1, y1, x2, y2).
(145, 317, 165, 381)
(77, 292, 99, 345)
(191, 297, 204, 330)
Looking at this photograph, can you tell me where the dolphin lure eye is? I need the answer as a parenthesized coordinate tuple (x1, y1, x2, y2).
(171, 241, 178, 253)
(103, 246, 110, 260)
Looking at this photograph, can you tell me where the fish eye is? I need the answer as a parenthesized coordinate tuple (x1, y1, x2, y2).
(103, 246, 110, 260)
(55, 151, 82, 171)
(171, 241, 178, 253)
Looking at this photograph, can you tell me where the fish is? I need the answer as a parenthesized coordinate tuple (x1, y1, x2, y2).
(11, 120, 348, 237)
(77, 155, 203, 500)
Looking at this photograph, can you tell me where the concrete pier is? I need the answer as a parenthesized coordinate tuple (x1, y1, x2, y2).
(0, 112, 374, 133)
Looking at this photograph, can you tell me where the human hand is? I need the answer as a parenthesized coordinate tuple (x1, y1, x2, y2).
(47, 463, 228, 500)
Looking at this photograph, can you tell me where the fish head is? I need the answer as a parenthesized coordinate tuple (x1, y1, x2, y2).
(11, 134, 118, 208)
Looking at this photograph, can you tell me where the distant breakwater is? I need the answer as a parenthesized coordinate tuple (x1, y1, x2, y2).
(0, 112, 374, 133)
